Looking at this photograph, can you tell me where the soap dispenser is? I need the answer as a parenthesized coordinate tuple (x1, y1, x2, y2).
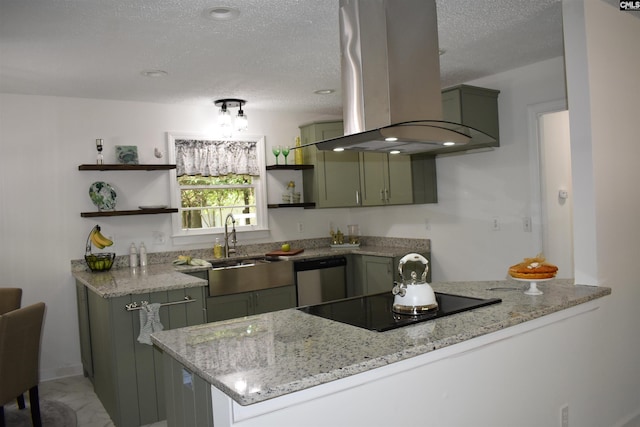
(139, 242, 148, 267)
(129, 243, 138, 268)
(213, 238, 223, 259)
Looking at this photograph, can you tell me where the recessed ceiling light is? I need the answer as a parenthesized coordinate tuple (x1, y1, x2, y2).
(389, 150, 401, 154)
(333, 147, 345, 152)
(385, 137, 398, 142)
(140, 70, 168, 78)
(204, 6, 240, 21)
(443, 141, 456, 146)
(314, 89, 335, 95)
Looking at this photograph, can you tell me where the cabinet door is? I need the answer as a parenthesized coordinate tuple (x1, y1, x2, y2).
(360, 153, 413, 206)
(75, 282, 94, 378)
(352, 255, 394, 296)
(301, 121, 361, 208)
(411, 154, 437, 204)
(386, 154, 413, 205)
(363, 256, 394, 295)
(206, 293, 252, 322)
(254, 285, 297, 315)
(319, 150, 361, 207)
(360, 152, 387, 206)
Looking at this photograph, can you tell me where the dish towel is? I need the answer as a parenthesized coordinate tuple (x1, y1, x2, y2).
(137, 303, 164, 345)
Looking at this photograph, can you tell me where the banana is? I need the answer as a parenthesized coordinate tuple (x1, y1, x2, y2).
(91, 226, 113, 248)
(91, 231, 105, 249)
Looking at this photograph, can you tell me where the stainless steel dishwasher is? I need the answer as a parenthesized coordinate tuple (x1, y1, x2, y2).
(294, 256, 347, 306)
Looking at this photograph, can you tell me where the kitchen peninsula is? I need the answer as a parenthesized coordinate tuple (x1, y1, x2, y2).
(151, 280, 610, 427)
(71, 236, 430, 427)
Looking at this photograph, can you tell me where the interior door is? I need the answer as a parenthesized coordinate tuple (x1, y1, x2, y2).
(539, 110, 574, 278)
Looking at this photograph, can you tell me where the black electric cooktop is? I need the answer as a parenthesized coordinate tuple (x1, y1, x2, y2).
(299, 292, 501, 332)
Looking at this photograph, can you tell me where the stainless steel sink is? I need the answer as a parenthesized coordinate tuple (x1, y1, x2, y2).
(207, 258, 294, 297)
(207, 257, 271, 269)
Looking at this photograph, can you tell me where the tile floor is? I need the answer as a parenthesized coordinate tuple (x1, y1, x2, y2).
(39, 375, 167, 427)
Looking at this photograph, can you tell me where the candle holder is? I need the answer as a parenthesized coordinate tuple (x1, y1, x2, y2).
(96, 139, 104, 165)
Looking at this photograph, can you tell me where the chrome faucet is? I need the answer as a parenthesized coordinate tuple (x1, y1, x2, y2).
(224, 213, 237, 257)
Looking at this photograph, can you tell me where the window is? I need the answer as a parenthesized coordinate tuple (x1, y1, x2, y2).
(167, 133, 268, 240)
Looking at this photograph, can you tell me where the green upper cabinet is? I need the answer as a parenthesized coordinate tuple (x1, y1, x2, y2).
(301, 121, 361, 208)
(298, 85, 498, 206)
(301, 121, 413, 208)
(439, 84, 500, 154)
(359, 152, 413, 206)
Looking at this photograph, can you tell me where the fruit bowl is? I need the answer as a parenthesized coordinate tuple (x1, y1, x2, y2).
(85, 253, 115, 272)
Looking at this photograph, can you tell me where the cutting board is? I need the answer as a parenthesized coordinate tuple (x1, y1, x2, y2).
(265, 248, 304, 257)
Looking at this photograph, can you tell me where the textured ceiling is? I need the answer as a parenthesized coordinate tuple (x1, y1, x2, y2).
(0, 0, 572, 115)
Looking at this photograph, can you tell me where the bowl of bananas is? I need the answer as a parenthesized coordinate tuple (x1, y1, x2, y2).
(85, 224, 115, 272)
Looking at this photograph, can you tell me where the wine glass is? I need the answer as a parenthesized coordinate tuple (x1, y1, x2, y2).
(281, 146, 291, 165)
(272, 145, 281, 165)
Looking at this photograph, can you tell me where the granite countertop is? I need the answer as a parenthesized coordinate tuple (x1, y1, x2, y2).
(151, 279, 611, 406)
(73, 237, 428, 298)
(72, 264, 208, 298)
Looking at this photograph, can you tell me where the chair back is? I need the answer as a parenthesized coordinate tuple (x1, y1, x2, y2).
(0, 288, 22, 315)
(0, 302, 46, 406)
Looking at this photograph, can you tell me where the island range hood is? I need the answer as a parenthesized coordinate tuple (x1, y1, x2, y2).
(313, 0, 496, 155)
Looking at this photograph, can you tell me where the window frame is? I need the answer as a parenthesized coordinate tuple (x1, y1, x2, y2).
(166, 132, 269, 243)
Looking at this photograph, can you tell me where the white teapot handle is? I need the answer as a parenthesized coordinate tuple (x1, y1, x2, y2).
(398, 253, 429, 282)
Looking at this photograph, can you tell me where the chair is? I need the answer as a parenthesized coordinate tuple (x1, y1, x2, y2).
(0, 288, 27, 410)
(0, 288, 22, 315)
(0, 302, 46, 427)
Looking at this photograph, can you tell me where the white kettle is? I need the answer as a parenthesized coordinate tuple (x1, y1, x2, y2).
(392, 253, 438, 315)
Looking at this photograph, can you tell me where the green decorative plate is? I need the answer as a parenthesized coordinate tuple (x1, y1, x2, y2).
(89, 181, 117, 211)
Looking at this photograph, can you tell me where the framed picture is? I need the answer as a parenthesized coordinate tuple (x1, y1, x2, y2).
(115, 145, 139, 164)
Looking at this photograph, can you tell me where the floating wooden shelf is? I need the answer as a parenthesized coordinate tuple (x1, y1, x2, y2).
(80, 208, 178, 217)
(78, 164, 176, 171)
(267, 203, 315, 209)
(266, 164, 313, 171)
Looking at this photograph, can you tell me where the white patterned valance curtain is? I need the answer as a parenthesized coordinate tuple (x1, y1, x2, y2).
(175, 139, 260, 177)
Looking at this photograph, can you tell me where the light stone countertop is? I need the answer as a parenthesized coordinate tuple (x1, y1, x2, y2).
(150, 279, 611, 406)
(72, 264, 207, 298)
(72, 239, 428, 298)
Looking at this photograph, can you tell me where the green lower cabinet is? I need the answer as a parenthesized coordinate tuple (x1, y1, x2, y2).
(351, 253, 432, 297)
(254, 285, 298, 314)
(352, 255, 395, 296)
(163, 355, 213, 427)
(207, 292, 252, 322)
(206, 285, 297, 322)
(76, 282, 207, 427)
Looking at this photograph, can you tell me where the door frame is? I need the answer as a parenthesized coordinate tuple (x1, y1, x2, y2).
(526, 99, 568, 255)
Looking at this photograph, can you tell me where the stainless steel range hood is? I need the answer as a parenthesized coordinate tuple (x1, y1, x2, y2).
(313, 0, 496, 155)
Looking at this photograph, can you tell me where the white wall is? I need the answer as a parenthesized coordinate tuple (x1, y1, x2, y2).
(563, 0, 640, 425)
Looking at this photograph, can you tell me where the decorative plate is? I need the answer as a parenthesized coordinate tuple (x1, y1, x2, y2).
(89, 181, 117, 211)
(139, 205, 168, 210)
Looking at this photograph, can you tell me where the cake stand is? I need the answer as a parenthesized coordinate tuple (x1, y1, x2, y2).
(512, 277, 552, 295)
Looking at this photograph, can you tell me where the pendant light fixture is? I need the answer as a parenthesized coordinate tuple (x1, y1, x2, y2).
(214, 99, 248, 136)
